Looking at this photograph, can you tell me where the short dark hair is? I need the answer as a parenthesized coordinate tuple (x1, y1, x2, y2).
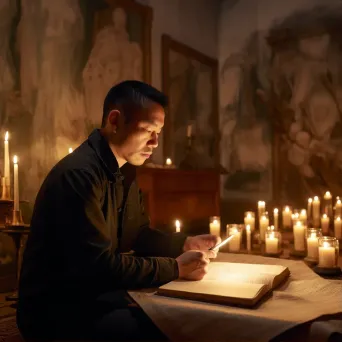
(102, 80, 168, 127)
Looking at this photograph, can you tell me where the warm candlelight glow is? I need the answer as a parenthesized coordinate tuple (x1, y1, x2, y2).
(69, 147, 73, 154)
(285, 206, 290, 212)
(166, 158, 172, 165)
(4, 131, 8, 141)
(310, 232, 317, 239)
(314, 196, 319, 201)
(300, 209, 306, 216)
(337, 200, 341, 205)
(274, 208, 278, 214)
(323, 213, 327, 219)
(324, 191, 332, 199)
(323, 241, 329, 248)
(175, 219, 181, 233)
(308, 198, 312, 203)
(13, 155, 18, 164)
(246, 224, 250, 232)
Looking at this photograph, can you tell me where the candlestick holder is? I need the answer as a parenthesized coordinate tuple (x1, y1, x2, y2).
(263, 231, 282, 257)
(304, 228, 322, 264)
(314, 237, 341, 276)
(12, 209, 24, 226)
(1, 176, 10, 200)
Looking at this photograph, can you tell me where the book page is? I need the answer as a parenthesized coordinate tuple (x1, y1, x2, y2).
(204, 262, 286, 288)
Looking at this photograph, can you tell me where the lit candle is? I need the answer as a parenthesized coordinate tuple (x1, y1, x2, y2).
(312, 196, 320, 226)
(318, 241, 336, 268)
(335, 199, 342, 217)
(68, 147, 73, 154)
(257, 201, 265, 218)
(307, 198, 312, 221)
(282, 206, 292, 228)
(300, 209, 307, 226)
(209, 217, 220, 237)
(246, 225, 251, 251)
(293, 221, 305, 251)
(175, 219, 181, 233)
(334, 216, 341, 240)
(323, 191, 333, 219)
(228, 228, 241, 252)
(265, 232, 278, 254)
(13, 155, 19, 212)
(321, 214, 330, 234)
(165, 158, 172, 166)
(259, 214, 269, 241)
(244, 212, 255, 232)
(273, 208, 279, 230)
(307, 232, 319, 260)
(2, 131, 10, 199)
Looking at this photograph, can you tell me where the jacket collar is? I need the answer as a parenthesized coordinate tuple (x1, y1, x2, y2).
(87, 129, 136, 183)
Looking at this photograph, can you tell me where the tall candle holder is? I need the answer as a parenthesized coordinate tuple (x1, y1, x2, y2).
(304, 228, 322, 264)
(226, 224, 242, 253)
(264, 231, 282, 257)
(12, 209, 24, 225)
(314, 237, 341, 276)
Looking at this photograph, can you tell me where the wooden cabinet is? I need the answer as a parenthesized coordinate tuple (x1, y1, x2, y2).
(136, 168, 220, 234)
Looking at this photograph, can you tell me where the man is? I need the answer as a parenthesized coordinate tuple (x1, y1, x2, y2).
(17, 81, 220, 341)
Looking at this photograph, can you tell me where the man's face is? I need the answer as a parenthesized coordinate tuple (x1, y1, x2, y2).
(114, 102, 165, 166)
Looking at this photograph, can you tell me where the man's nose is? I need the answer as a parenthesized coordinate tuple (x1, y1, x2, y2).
(148, 132, 158, 148)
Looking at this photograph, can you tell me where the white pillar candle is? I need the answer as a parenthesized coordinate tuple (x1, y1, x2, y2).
(307, 233, 319, 260)
(318, 242, 336, 268)
(334, 217, 342, 240)
(13, 155, 19, 212)
(312, 196, 320, 226)
(209, 219, 220, 237)
(244, 212, 255, 232)
(300, 209, 307, 226)
(265, 232, 278, 254)
(165, 158, 172, 166)
(307, 198, 312, 221)
(228, 229, 241, 252)
(246, 225, 251, 251)
(335, 199, 342, 217)
(4, 131, 10, 183)
(175, 220, 181, 233)
(293, 221, 305, 251)
(321, 214, 330, 234)
(282, 206, 292, 228)
(259, 215, 269, 241)
(257, 201, 265, 218)
(273, 208, 279, 230)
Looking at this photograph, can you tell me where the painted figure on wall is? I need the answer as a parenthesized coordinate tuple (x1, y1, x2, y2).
(220, 32, 272, 200)
(265, 5, 342, 202)
(83, 7, 143, 127)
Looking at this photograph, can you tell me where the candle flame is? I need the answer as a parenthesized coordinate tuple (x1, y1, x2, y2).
(213, 219, 218, 225)
(247, 213, 252, 218)
(274, 208, 278, 214)
(323, 241, 330, 248)
(324, 191, 331, 198)
(68, 147, 73, 154)
(308, 198, 312, 203)
(300, 209, 306, 215)
(269, 232, 275, 239)
(246, 224, 250, 231)
(261, 215, 267, 221)
(258, 201, 265, 207)
(285, 206, 290, 212)
(296, 221, 302, 227)
(166, 158, 172, 165)
(337, 217, 341, 222)
(4, 131, 8, 141)
(310, 233, 317, 239)
(175, 220, 181, 229)
(13, 155, 18, 164)
(323, 214, 327, 219)
(337, 200, 341, 205)
(314, 196, 319, 201)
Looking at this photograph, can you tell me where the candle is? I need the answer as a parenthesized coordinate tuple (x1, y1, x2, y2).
(312, 196, 320, 226)
(324, 191, 332, 201)
(334, 217, 342, 240)
(323, 191, 333, 219)
(307, 232, 319, 260)
(300, 209, 307, 226)
(318, 241, 336, 268)
(209, 217, 220, 237)
(259, 214, 269, 241)
(68, 147, 73, 154)
(165, 158, 172, 166)
(187, 124, 192, 137)
(228, 228, 241, 252)
(293, 221, 305, 251)
(4, 131, 10, 181)
(265, 232, 278, 254)
(175, 219, 181, 233)
(307, 198, 312, 221)
(273, 208, 279, 230)
(13, 155, 19, 212)
(257, 201, 265, 218)
(246, 225, 251, 251)
(321, 214, 330, 234)
(282, 206, 292, 228)
(335, 199, 342, 217)
(244, 212, 255, 232)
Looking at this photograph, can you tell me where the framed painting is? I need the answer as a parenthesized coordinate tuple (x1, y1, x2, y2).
(161, 35, 219, 168)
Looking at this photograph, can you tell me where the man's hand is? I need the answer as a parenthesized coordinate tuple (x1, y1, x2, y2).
(176, 250, 217, 280)
(183, 234, 221, 253)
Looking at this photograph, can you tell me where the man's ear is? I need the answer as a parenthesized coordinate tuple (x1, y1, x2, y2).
(107, 109, 121, 133)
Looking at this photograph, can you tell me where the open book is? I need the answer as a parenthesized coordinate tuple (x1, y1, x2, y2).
(157, 261, 290, 307)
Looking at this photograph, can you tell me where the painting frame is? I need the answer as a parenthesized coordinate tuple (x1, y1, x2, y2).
(93, 0, 153, 83)
(161, 34, 219, 167)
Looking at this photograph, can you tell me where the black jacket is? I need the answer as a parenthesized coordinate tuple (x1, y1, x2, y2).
(17, 129, 187, 338)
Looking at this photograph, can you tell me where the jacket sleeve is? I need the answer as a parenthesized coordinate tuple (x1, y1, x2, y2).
(132, 189, 188, 258)
(54, 168, 179, 290)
